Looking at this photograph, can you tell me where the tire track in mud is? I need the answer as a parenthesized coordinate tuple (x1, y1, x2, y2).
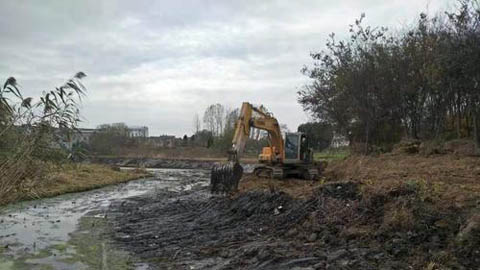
(106, 184, 366, 270)
(107, 177, 478, 270)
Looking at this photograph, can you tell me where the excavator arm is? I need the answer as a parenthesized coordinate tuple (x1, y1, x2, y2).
(230, 102, 284, 162)
(211, 102, 284, 194)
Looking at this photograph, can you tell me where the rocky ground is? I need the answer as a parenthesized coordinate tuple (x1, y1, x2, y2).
(105, 154, 480, 270)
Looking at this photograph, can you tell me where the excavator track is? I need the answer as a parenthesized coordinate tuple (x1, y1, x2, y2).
(253, 166, 284, 179)
(303, 168, 319, 181)
(272, 167, 284, 179)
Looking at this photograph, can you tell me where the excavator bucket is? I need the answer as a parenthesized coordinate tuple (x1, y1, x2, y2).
(210, 161, 243, 194)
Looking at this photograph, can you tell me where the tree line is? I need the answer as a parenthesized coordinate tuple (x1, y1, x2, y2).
(298, 1, 480, 153)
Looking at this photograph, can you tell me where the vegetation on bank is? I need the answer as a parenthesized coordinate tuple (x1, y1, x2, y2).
(299, 1, 480, 154)
(314, 147, 350, 162)
(0, 73, 146, 206)
(0, 163, 147, 206)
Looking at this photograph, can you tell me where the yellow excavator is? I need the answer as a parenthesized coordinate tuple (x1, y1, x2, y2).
(210, 102, 321, 193)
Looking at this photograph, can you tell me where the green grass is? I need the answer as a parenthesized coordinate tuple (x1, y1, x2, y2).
(314, 147, 350, 162)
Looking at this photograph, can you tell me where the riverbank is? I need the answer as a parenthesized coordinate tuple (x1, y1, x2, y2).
(106, 153, 480, 269)
(93, 156, 257, 170)
(0, 163, 148, 206)
(0, 168, 209, 270)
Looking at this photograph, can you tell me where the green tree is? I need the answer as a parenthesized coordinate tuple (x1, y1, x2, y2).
(297, 122, 334, 151)
(89, 123, 131, 155)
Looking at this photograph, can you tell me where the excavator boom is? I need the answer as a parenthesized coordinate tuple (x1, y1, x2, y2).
(231, 102, 284, 161)
(211, 102, 284, 194)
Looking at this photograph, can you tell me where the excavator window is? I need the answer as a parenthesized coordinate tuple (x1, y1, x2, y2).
(285, 133, 299, 160)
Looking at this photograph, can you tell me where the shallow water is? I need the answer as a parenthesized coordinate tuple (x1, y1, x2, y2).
(0, 168, 209, 269)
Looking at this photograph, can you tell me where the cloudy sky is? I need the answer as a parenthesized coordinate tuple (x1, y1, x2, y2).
(0, 0, 453, 136)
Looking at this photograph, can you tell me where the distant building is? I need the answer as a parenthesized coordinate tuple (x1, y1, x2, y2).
(331, 132, 349, 148)
(148, 135, 176, 148)
(54, 124, 152, 150)
(73, 128, 96, 144)
(52, 128, 96, 150)
(127, 126, 149, 138)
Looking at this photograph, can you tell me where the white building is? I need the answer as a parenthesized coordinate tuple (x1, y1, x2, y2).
(127, 126, 149, 138)
(331, 132, 349, 148)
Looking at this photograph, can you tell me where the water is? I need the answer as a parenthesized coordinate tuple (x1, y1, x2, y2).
(0, 168, 209, 269)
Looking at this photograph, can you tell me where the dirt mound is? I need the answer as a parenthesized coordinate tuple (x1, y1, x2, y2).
(444, 139, 477, 156)
(392, 139, 422, 154)
(316, 181, 359, 200)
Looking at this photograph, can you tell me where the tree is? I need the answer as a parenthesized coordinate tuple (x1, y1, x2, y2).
(298, 2, 480, 153)
(298, 122, 334, 151)
(193, 113, 201, 134)
(90, 123, 130, 155)
(203, 103, 225, 136)
(280, 124, 290, 137)
(224, 108, 239, 133)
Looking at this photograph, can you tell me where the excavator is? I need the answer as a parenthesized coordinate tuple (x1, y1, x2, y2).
(210, 102, 321, 194)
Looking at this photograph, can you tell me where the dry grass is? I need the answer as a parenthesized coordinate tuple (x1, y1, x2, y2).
(235, 153, 480, 268)
(0, 163, 148, 206)
(326, 153, 480, 209)
(238, 153, 480, 211)
(382, 200, 416, 231)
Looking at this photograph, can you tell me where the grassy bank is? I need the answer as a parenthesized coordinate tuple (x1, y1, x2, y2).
(314, 147, 350, 162)
(0, 163, 148, 206)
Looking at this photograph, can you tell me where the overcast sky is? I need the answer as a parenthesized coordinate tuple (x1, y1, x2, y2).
(0, 0, 453, 136)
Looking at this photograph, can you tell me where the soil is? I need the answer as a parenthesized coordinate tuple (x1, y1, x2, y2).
(105, 154, 480, 270)
(2, 154, 479, 269)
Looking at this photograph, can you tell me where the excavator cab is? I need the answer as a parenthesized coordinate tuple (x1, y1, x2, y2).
(284, 132, 312, 164)
(259, 132, 311, 164)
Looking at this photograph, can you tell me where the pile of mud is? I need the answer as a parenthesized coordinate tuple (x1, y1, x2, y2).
(107, 179, 479, 269)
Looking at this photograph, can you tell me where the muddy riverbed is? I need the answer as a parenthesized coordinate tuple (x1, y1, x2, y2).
(0, 168, 209, 270)
(2, 165, 475, 269)
(106, 182, 376, 270)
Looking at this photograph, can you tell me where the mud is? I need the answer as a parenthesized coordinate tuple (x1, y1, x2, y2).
(2, 160, 478, 269)
(107, 178, 477, 270)
(0, 168, 210, 270)
(106, 181, 377, 270)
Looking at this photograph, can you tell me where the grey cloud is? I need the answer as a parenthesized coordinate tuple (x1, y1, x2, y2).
(0, 0, 452, 136)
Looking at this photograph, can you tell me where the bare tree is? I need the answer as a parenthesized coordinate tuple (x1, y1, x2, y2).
(193, 113, 201, 134)
(203, 104, 225, 136)
(280, 124, 290, 137)
(224, 108, 239, 132)
(203, 106, 215, 136)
